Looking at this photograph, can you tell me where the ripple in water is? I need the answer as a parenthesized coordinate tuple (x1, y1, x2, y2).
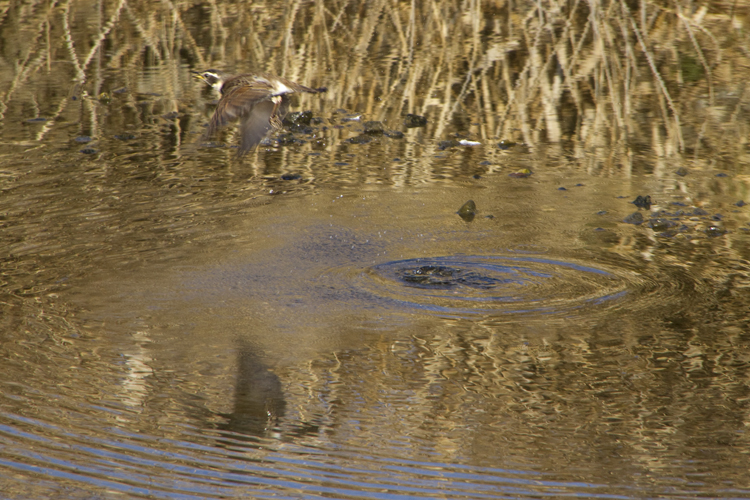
(357, 255, 629, 317)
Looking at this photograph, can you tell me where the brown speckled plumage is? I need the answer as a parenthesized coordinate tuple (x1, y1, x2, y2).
(193, 70, 326, 155)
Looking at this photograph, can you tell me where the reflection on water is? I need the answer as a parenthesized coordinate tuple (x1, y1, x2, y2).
(2, 181, 749, 498)
(2, 0, 750, 498)
(222, 346, 286, 437)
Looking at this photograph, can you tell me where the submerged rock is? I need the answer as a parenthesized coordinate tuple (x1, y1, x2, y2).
(632, 195, 652, 210)
(276, 132, 303, 145)
(363, 121, 385, 134)
(457, 200, 477, 222)
(404, 114, 427, 127)
(508, 169, 533, 178)
(283, 111, 313, 126)
(344, 135, 373, 144)
(438, 139, 460, 150)
(623, 212, 644, 225)
(648, 218, 677, 231)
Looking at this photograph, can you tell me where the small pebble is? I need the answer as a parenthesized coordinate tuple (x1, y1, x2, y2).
(623, 212, 644, 225)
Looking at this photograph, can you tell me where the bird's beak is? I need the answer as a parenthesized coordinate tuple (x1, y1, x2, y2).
(191, 71, 206, 82)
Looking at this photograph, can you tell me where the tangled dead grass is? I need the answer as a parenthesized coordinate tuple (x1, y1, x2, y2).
(0, 0, 748, 163)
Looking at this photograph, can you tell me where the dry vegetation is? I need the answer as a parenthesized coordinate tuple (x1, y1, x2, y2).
(0, 0, 749, 162)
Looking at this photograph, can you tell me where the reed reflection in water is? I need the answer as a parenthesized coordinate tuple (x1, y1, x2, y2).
(1, 0, 750, 498)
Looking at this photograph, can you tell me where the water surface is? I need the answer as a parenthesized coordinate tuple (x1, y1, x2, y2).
(2, 1, 750, 498)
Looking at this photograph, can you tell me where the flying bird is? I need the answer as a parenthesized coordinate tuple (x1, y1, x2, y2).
(192, 69, 326, 154)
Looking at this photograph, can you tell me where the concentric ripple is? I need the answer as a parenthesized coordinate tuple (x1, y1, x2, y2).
(357, 255, 631, 317)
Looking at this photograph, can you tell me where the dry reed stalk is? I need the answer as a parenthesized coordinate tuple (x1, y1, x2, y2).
(0, 0, 746, 166)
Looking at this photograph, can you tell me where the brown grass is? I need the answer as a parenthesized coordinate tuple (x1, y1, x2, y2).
(0, 0, 748, 164)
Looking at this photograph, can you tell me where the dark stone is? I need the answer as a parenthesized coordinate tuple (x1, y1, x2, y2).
(706, 226, 726, 237)
(497, 140, 516, 150)
(692, 208, 708, 216)
(656, 231, 677, 238)
(648, 218, 677, 231)
(80, 148, 97, 154)
(404, 114, 427, 127)
(675, 167, 688, 176)
(632, 195, 652, 209)
(457, 200, 477, 222)
(277, 133, 302, 145)
(75, 136, 92, 143)
(438, 139, 460, 150)
(283, 111, 313, 126)
(363, 121, 385, 134)
(623, 212, 644, 225)
(384, 130, 404, 139)
(344, 135, 373, 144)
(736, 200, 746, 207)
(281, 173, 302, 181)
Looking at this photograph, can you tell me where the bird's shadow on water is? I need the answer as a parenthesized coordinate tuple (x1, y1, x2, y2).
(208, 343, 322, 444)
(218, 345, 286, 437)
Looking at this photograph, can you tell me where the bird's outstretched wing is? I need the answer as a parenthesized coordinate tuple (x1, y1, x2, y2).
(238, 100, 276, 154)
(207, 81, 274, 137)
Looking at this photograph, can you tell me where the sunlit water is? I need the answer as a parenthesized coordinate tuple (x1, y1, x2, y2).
(3, 2, 750, 498)
(3, 158, 750, 498)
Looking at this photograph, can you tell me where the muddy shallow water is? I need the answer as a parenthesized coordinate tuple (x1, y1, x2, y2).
(2, 1, 750, 498)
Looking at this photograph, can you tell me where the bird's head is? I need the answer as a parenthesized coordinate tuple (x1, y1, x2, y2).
(191, 69, 225, 92)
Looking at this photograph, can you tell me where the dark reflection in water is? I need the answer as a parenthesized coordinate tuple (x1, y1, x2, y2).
(221, 346, 286, 437)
